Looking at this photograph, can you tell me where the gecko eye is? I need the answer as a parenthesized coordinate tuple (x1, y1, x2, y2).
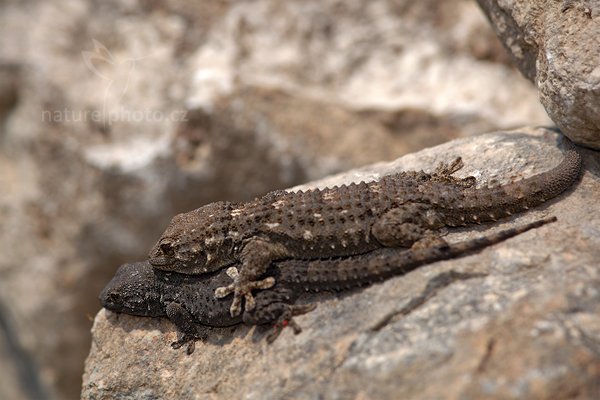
(194, 250, 207, 267)
(160, 243, 175, 257)
(108, 292, 121, 304)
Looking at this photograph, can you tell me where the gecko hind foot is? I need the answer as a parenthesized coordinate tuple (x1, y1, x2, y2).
(435, 157, 464, 176)
(432, 157, 476, 187)
(411, 235, 448, 250)
(215, 276, 276, 317)
(266, 303, 317, 343)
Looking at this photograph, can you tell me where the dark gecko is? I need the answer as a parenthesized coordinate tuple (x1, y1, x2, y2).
(147, 139, 580, 316)
(103, 217, 557, 353)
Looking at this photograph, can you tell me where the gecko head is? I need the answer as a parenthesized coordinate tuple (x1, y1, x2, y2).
(100, 261, 163, 316)
(148, 202, 235, 274)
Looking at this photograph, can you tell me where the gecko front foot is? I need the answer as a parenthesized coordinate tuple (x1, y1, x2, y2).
(215, 267, 276, 316)
(165, 302, 207, 354)
(170, 331, 202, 355)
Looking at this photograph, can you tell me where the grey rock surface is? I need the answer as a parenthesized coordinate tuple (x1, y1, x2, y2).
(83, 128, 600, 400)
(477, 0, 600, 149)
(0, 1, 551, 399)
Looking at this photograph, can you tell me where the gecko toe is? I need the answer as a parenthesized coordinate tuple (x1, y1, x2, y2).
(265, 303, 316, 343)
(215, 284, 235, 299)
(186, 341, 196, 355)
(228, 286, 257, 317)
(292, 303, 317, 316)
(170, 333, 199, 355)
(266, 317, 302, 343)
(229, 295, 243, 317)
(243, 292, 256, 311)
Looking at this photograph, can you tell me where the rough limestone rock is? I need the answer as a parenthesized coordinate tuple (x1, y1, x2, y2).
(83, 128, 600, 400)
(0, 1, 551, 399)
(477, 0, 600, 149)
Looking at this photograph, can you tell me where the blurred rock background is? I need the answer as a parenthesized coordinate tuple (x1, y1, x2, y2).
(477, 0, 600, 149)
(0, 0, 550, 399)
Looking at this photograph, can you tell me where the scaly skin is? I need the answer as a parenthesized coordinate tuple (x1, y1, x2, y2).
(103, 217, 557, 352)
(148, 139, 581, 316)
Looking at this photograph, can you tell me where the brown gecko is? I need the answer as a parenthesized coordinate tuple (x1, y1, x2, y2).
(148, 139, 581, 316)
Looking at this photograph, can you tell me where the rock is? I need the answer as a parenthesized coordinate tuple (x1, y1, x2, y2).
(82, 128, 600, 400)
(476, 0, 600, 149)
(0, 1, 551, 398)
